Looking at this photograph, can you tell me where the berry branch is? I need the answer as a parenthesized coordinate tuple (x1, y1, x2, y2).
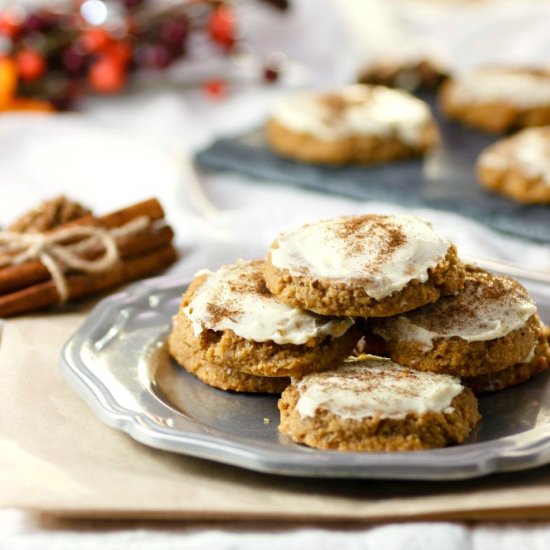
(0, 0, 288, 111)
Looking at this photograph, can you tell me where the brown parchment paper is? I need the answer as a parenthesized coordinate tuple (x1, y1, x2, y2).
(2, 313, 550, 521)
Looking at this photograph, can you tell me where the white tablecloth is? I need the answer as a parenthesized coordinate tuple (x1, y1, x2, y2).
(3, 512, 550, 550)
(2, 0, 550, 547)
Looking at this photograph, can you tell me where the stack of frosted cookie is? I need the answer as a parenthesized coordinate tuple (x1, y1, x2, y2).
(169, 259, 360, 393)
(169, 214, 549, 453)
(368, 267, 549, 394)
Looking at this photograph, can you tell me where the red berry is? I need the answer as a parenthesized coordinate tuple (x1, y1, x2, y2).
(62, 47, 87, 77)
(263, 66, 279, 83)
(160, 19, 188, 45)
(88, 55, 126, 94)
(202, 78, 228, 99)
(23, 11, 61, 34)
(80, 28, 112, 54)
(16, 49, 46, 82)
(0, 15, 21, 38)
(23, 13, 46, 33)
(208, 6, 235, 48)
(105, 41, 132, 66)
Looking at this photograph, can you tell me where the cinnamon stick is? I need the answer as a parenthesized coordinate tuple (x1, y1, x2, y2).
(58, 197, 166, 231)
(96, 198, 165, 229)
(0, 245, 177, 318)
(0, 223, 174, 295)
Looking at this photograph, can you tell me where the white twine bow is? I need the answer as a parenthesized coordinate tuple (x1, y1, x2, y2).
(0, 216, 151, 303)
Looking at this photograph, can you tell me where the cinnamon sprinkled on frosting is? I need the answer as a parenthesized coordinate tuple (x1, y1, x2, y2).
(373, 269, 537, 348)
(270, 84, 433, 145)
(270, 214, 451, 300)
(183, 260, 354, 345)
(295, 356, 464, 420)
(205, 302, 241, 327)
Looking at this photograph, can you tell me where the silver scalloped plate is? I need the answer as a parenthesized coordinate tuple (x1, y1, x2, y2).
(60, 268, 550, 480)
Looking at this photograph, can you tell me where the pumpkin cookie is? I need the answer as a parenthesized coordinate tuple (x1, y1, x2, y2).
(439, 67, 550, 133)
(169, 260, 359, 379)
(358, 57, 449, 92)
(168, 324, 289, 393)
(370, 268, 543, 378)
(264, 214, 465, 317)
(266, 84, 439, 165)
(477, 126, 550, 204)
(278, 356, 480, 451)
(463, 327, 550, 393)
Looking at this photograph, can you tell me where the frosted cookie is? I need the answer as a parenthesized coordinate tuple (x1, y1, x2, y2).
(278, 356, 480, 451)
(266, 84, 439, 165)
(264, 214, 465, 317)
(168, 260, 359, 379)
(168, 324, 289, 393)
(477, 127, 550, 204)
(370, 268, 543, 378)
(358, 57, 449, 92)
(439, 67, 550, 132)
(463, 327, 550, 393)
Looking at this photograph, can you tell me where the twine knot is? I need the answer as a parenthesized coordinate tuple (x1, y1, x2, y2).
(0, 216, 150, 303)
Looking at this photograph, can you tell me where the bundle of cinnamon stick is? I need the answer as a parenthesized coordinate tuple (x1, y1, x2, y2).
(0, 197, 177, 317)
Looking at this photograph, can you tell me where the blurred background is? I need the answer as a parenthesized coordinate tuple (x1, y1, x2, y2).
(3, 1, 550, 119)
(0, 0, 549, 263)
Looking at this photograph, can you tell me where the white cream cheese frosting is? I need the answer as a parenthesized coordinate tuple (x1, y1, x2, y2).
(269, 214, 452, 300)
(294, 357, 464, 420)
(183, 260, 354, 345)
(450, 68, 550, 107)
(480, 127, 550, 185)
(270, 84, 433, 146)
(373, 270, 537, 349)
